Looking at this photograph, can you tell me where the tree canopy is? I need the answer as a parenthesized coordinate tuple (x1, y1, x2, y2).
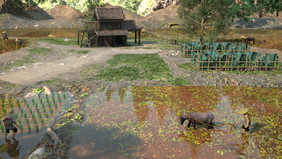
(178, 0, 255, 42)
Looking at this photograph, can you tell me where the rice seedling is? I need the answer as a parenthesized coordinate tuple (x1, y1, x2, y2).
(39, 113, 42, 119)
(52, 93, 54, 99)
(35, 103, 38, 108)
(16, 99, 20, 107)
(27, 103, 30, 108)
(10, 103, 14, 108)
(20, 125, 23, 131)
(15, 113, 18, 119)
(41, 119, 44, 124)
(1, 103, 4, 109)
(26, 118, 29, 124)
(29, 108, 32, 114)
(20, 108, 24, 114)
(1, 98, 4, 104)
(32, 114, 35, 119)
(48, 102, 51, 108)
(42, 103, 45, 108)
(38, 93, 41, 98)
(36, 108, 40, 114)
(33, 119, 37, 124)
(52, 97, 55, 104)
(24, 98, 26, 104)
(46, 94, 49, 100)
(8, 98, 11, 105)
(32, 99, 35, 104)
(36, 125, 39, 132)
(3, 108, 6, 114)
(63, 93, 66, 99)
(50, 108, 53, 114)
(12, 108, 14, 113)
(17, 119, 21, 124)
(45, 113, 49, 119)
(43, 108, 46, 113)
(40, 98, 43, 105)
(24, 113, 27, 118)
(28, 125, 31, 131)
(58, 94, 61, 103)
(55, 103, 58, 108)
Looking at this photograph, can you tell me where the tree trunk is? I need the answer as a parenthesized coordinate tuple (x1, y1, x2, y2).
(259, 10, 263, 18)
(3, 0, 8, 13)
(277, 11, 279, 17)
(200, 17, 204, 43)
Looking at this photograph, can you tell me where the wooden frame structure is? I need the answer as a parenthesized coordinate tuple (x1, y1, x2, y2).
(193, 53, 280, 71)
(77, 7, 143, 47)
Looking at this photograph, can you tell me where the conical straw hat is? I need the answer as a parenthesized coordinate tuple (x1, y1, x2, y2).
(238, 108, 249, 115)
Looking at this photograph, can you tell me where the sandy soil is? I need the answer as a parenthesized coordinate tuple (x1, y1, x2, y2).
(0, 41, 162, 85)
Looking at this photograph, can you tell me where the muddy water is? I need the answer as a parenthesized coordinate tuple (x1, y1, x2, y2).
(0, 39, 28, 54)
(69, 86, 281, 159)
(0, 92, 74, 159)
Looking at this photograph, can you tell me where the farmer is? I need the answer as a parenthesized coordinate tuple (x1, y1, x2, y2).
(15, 37, 22, 47)
(2, 31, 8, 40)
(3, 110, 19, 139)
(238, 108, 251, 133)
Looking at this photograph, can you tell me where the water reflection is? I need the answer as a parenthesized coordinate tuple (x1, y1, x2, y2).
(69, 86, 281, 159)
(5, 138, 21, 159)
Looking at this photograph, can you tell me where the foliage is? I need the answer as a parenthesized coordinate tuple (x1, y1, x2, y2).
(33, 87, 44, 93)
(178, 0, 256, 43)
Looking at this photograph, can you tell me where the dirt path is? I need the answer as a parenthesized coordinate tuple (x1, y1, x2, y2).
(0, 41, 162, 85)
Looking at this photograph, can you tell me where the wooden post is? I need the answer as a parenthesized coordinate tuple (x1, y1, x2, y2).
(135, 31, 137, 43)
(138, 31, 141, 45)
(77, 32, 79, 45)
(81, 31, 84, 48)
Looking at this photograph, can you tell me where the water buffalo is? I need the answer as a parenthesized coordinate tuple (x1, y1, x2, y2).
(180, 112, 214, 130)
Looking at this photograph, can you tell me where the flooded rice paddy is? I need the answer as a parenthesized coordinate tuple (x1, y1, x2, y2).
(0, 92, 74, 159)
(70, 86, 281, 159)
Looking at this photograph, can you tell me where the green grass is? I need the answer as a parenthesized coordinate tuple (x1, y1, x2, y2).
(67, 49, 78, 53)
(77, 50, 90, 54)
(89, 54, 172, 81)
(35, 78, 67, 85)
(41, 38, 77, 45)
(167, 77, 190, 86)
(29, 47, 52, 56)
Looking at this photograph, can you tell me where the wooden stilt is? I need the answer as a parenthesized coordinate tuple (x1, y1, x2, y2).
(138, 31, 141, 45)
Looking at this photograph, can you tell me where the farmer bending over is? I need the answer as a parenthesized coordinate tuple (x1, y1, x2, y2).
(238, 108, 251, 133)
(15, 37, 22, 46)
(3, 110, 19, 139)
(2, 31, 8, 40)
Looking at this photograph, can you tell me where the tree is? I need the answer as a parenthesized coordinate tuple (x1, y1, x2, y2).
(267, 0, 281, 17)
(178, 0, 255, 43)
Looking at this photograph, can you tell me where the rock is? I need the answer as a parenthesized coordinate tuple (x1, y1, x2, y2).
(46, 127, 60, 145)
(28, 146, 45, 159)
(43, 86, 51, 95)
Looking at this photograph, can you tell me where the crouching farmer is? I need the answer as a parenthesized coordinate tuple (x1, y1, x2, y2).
(2, 31, 8, 41)
(3, 110, 19, 139)
(15, 37, 22, 47)
(180, 112, 214, 130)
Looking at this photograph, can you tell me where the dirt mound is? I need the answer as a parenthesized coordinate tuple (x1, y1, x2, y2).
(46, 4, 85, 19)
(26, 6, 54, 20)
(144, 4, 180, 22)
(104, 3, 143, 21)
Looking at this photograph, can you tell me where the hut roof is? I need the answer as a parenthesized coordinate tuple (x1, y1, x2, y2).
(122, 20, 143, 31)
(95, 30, 129, 36)
(95, 7, 125, 22)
